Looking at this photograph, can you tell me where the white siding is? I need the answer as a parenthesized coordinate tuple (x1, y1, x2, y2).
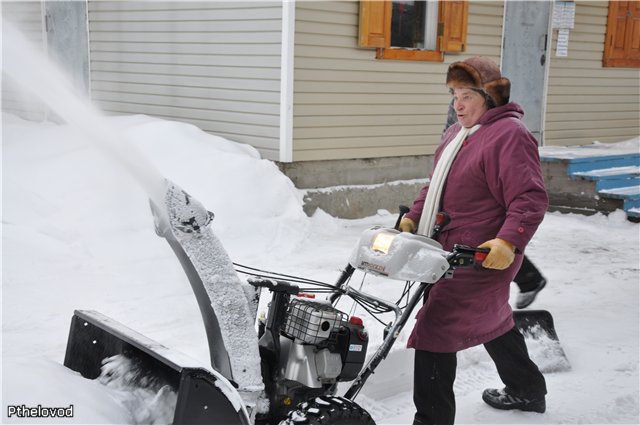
(87, 1, 283, 160)
(545, 1, 640, 146)
(292, 1, 504, 162)
(1, 1, 47, 120)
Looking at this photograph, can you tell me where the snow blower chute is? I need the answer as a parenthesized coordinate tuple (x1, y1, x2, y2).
(64, 181, 264, 424)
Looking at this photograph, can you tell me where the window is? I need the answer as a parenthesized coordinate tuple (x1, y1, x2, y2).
(603, 1, 640, 68)
(390, 1, 437, 50)
(359, 0, 468, 61)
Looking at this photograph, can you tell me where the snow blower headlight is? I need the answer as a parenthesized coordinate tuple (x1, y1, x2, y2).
(371, 231, 395, 254)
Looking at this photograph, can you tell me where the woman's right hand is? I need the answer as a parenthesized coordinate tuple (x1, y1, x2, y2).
(477, 238, 515, 270)
(399, 217, 417, 233)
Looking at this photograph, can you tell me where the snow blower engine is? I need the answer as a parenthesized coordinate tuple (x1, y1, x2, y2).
(248, 277, 369, 423)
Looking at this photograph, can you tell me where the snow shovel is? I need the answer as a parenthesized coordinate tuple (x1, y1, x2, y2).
(514, 309, 571, 372)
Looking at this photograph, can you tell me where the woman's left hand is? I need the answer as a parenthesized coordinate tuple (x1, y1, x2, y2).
(477, 238, 515, 270)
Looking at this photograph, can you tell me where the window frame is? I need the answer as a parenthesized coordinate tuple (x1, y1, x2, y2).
(603, 0, 640, 68)
(359, 0, 468, 62)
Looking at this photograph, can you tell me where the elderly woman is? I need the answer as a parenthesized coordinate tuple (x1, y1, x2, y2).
(400, 56, 548, 425)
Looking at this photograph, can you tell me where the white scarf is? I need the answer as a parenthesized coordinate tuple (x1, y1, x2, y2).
(417, 124, 481, 236)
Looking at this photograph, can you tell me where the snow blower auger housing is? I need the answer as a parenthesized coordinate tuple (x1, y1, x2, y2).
(64, 185, 568, 425)
(64, 310, 251, 425)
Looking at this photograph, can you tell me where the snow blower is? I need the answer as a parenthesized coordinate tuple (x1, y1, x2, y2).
(64, 184, 569, 424)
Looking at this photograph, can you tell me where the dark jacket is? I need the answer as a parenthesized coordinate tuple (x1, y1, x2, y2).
(406, 102, 548, 352)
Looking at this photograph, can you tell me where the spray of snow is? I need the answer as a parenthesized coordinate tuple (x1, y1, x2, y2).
(2, 21, 168, 220)
(519, 325, 571, 373)
(2, 20, 276, 419)
(98, 355, 177, 425)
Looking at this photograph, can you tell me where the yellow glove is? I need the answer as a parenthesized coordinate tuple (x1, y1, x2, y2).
(478, 238, 515, 270)
(398, 217, 417, 233)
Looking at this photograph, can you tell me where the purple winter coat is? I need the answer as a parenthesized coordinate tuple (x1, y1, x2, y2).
(405, 102, 548, 353)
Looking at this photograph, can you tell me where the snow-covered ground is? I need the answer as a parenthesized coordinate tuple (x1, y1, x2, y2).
(2, 19, 639, 424)
(2, 113, 639, 424)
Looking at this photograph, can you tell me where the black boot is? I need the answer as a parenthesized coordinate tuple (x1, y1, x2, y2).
(482, 388, 546, 413)
(516, 277, 547, 309)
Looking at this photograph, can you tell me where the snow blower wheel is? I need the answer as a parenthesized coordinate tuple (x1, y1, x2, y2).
(281, 396, 376, 425)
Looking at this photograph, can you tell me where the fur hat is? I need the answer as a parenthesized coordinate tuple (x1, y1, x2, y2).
(446, 56, 511, 107)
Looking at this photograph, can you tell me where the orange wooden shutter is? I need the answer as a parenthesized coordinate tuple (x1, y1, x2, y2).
(358, 1, 389, 48)
(438, 0, 468, 52)
(604, 1, 640, 67)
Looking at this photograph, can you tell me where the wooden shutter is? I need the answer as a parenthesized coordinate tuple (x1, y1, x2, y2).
(438, 0, 468, 52)
(603, 1, 640, 67)
(358, 1, 389, 48)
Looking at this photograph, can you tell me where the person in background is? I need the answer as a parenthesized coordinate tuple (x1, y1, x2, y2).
(400, 56, 548, 424)
(445, 100, 547, 309)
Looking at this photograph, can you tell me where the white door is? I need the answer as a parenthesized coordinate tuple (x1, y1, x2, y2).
(45, 0, 90, 95)
(501, 1, 552, 144)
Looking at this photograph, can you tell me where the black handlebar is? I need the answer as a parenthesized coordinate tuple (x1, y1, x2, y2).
(447, 244, 491, 268)
(247, 277, 300, 294)
(394, 205, 411, 230)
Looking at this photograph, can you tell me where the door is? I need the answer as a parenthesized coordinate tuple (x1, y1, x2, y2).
(501, 1, 552, 144)
(44, 0, 90, 95)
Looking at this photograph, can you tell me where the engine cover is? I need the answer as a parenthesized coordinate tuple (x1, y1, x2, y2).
(281, 339, 342, 388)
(349, 227, 450, 283)
(335, 318, 368, 381)
(279, 299, 369, 387)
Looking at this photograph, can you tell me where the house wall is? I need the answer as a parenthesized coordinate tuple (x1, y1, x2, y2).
(291, 0, 505, 163)
(8, 1, 635, 173)
(544, 1, 640, 146)
(1, 1, 43, 41)
(1, 1, 47, 120)
(86, 1, 283, 160)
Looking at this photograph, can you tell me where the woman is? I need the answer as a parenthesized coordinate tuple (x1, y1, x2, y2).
(399, 56, 548, 425)
(445, 100, 549, 310)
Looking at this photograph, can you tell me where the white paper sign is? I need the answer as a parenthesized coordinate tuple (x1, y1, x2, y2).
(556, 29, 570, 57)
(553, 1, 576, 29)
